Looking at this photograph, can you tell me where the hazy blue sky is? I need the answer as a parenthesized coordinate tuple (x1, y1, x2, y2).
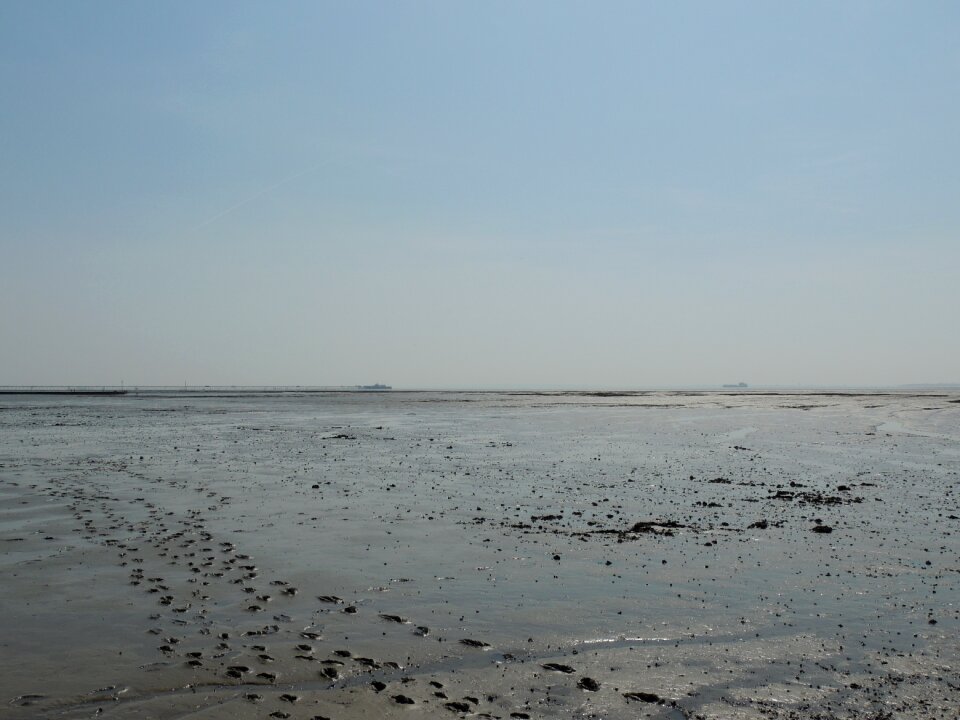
(2, 1, 958, 388)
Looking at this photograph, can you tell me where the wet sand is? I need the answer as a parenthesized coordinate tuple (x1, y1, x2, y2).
(1, 390, 958, 719)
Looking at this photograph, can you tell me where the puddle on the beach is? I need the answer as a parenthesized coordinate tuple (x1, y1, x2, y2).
(1, 390, 957, 718)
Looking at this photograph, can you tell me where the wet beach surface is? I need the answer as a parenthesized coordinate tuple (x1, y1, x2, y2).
(1, 390, 958, 719)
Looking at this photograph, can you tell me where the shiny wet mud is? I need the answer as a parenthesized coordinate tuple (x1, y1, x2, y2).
(1, 390, 958, 718)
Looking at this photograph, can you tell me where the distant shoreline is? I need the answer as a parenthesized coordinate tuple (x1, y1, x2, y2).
(0, 389, 129, 396)
(1, 386, 958, 398)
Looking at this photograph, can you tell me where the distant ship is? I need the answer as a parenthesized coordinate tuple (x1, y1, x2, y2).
(356, 383, 391, 391)
(722, 382, 748, 388)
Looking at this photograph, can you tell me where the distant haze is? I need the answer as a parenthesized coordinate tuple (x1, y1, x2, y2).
(2, 2, 958, 388)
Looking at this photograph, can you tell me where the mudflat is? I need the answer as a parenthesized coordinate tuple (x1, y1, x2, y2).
(1, 390, 957, 719)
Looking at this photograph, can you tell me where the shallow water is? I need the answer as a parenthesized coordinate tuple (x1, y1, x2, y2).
(1, 390, 958, 719)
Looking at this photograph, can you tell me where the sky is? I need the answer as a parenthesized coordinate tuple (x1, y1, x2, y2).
(1, 1, 958, 389)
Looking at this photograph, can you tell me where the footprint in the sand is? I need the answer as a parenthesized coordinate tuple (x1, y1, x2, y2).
(379, 613, 408, 623)
(577, 677, 600, 691)
(623, 691, 662, 703)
